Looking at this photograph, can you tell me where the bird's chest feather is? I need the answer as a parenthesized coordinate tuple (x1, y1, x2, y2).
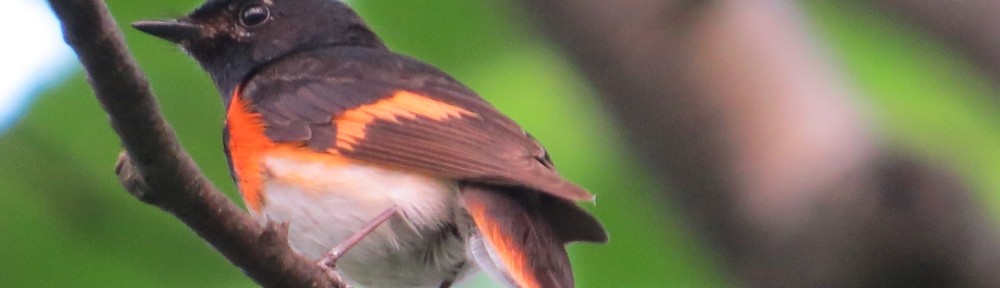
(257, 152, 459, 257)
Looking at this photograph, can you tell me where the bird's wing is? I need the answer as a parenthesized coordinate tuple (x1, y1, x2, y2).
(237, 48, 594, 201)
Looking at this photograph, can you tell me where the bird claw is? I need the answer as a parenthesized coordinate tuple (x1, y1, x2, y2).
(317, 259, 350, 288)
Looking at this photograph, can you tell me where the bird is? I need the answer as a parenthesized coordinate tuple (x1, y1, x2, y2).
(133, 0, 607, 287)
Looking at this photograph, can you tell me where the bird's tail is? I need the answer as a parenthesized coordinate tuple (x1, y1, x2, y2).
(461, 184, 606, 288)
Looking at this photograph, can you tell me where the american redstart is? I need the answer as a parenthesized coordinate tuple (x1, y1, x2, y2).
(134, 1, 606, 287)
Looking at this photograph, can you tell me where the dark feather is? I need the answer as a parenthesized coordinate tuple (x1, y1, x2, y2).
(542, 195, 609, 243)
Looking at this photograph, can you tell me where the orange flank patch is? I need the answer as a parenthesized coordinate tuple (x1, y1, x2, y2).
(464, 200, 542, 288)
(334, 90, 477, 151)
(226, 89, 273, 212)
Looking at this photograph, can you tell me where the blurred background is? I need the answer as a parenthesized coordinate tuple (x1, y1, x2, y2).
(4, 0, 1000, 287)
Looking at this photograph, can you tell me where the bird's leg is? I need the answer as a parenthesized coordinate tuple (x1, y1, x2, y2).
(317, 206, 399, 274)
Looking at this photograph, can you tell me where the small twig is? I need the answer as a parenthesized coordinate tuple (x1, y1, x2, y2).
(46, 0, 345, 287)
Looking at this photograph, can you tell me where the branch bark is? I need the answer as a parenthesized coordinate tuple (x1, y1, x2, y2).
(47, 1, 343, 287)
(514, 0, 1000, 287)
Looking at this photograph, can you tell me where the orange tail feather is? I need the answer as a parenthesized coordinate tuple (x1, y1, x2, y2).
(461, 184, 575, 288)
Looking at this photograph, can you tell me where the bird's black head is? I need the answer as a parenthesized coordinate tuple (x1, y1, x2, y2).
(133, 0, 384, 95)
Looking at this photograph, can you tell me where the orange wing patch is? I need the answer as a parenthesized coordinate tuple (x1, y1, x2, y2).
(334, 90, 477, 151)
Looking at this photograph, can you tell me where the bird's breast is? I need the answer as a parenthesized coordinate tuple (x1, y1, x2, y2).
(258, 151, 459, 256)
(256, 150, 471, 286)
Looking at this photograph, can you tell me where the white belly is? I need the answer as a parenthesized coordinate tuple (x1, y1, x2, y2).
(257, 154, 473, 287)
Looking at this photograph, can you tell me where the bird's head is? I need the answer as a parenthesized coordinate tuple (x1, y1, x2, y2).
(133, 0, 383, 93)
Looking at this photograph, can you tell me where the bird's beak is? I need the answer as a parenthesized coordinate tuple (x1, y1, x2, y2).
(132, 20, 202, 43)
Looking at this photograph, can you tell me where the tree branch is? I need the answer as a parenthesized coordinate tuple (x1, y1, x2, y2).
(47, 0, 343, 287)
(514, 0, 1000, 286)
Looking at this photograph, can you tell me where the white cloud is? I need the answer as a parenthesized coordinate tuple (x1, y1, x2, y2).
(0, 0, 74, 133)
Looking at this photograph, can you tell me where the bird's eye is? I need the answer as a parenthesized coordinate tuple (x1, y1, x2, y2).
(239, 3, 270, 27)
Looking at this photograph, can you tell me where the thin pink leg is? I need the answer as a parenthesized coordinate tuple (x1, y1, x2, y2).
(317, 206, 399, 270)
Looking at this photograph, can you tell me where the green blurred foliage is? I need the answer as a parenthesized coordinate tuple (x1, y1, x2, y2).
(3, 0, 999, 287)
